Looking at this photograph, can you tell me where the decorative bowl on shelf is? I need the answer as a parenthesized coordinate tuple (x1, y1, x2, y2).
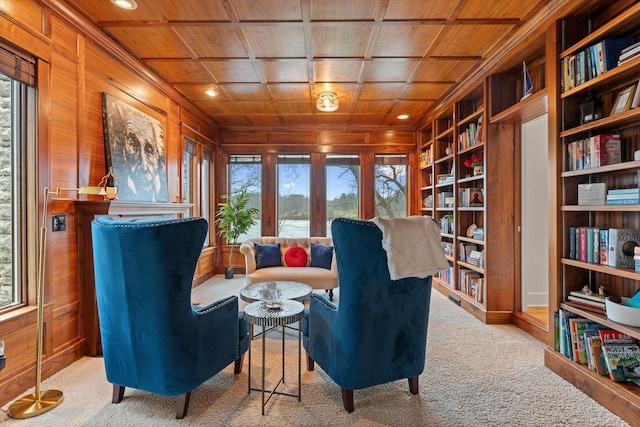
(605, 297, 640, 328)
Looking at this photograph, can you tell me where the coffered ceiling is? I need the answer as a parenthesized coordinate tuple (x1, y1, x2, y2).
(62, 0, 552, 131)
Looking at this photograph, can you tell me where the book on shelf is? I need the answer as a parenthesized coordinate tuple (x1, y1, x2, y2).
(605, 188, 639, 204)
(567, 295, 605, 308)
(569, 290, 606, 304)
(568, 227, 601, 264)
(561, 38, 632, 92)
(608, 228, 640, 268)
(599, 329, 634, 345)
(618, 40, 640, 64)
(599, 229, 608, 265)
(575, 322, 610, 365)
(564, 299, 606, 315)
(601, 344, 640, 385)
(583, 330, 608, 375)
(566, 134, 621, 171)
(467, 250, 483, 268)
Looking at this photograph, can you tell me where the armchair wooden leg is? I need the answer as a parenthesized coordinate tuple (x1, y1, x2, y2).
(341, 388, 354, 413)
(408, 376, 419, 394)
(306, 352, 315, 371)
(234, 354, 245, 374)
(176, 392, 191, 419)
(112, 384, 125, 403)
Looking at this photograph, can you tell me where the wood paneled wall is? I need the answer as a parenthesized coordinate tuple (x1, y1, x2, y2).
(0, 0, 219, 406)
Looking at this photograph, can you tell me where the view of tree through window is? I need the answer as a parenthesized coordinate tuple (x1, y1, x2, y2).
(277, 155, 310, 237)
(375, 154, 408, 218)
(326, 155, 359, 235)
(229, 155, 262, 241)
(0, 73, 33, 310)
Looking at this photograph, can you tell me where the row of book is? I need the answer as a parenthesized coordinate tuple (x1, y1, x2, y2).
(459, 269, 483, 303)
(566, 133, 621, 171)
(605, 187, 638, 205)
(458, 243, 483, 267)
(438, 191, 454, 208)
(438, 215, 453, 234)
(457, 115, 483, 150)
(441, 241, 454, 258)
(557, 309, 640, 385)
(419, 148, 432, 168)
(567, 227, 640, 268)
(437, 263, 454, 286)
(561, 38, 631, 92)
(458, 187, 483, 207)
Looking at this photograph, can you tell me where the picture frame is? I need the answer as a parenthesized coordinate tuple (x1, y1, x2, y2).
(101, 93, 169, 202)
(610, 84, 637, 116)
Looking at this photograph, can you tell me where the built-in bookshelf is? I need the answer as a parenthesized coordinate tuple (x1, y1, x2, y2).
(545, 1, 640, 422)
(423, 81, 516, 324)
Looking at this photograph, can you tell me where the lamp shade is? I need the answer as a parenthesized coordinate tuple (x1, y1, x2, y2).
(317, 92, 339, 112)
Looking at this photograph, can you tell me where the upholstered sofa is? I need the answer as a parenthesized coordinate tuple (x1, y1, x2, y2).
(239, 237, 338, 299)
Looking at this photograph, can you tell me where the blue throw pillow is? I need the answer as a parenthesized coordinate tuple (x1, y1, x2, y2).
(255, 243, 282, 269)
(310, 243, 333, 270)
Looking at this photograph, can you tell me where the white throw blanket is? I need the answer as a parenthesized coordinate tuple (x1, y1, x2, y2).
(372, 216, 450, 280)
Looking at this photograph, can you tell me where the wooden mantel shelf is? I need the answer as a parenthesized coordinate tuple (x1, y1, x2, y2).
(105, 201, 191, 218)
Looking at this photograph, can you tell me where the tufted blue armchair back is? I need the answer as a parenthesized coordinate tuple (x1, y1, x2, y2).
(91, 216, 248, 418)
(303, 217, 433, 411)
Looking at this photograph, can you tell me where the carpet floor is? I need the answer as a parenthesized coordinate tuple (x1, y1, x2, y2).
(0, 275, 630, 426)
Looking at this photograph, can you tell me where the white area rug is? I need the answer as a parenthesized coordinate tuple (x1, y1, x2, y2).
(0, 276, 629, 426)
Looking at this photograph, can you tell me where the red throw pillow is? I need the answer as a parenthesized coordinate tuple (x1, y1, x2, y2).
(284, 245, 307, 267)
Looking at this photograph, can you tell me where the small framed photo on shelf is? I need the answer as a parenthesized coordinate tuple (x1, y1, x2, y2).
(610, 84, 637, 116)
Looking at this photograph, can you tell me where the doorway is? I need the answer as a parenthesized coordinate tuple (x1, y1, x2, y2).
(517, 114, 549, 334)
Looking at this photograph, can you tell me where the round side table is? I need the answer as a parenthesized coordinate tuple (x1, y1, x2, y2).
(243, 299, 305, 415)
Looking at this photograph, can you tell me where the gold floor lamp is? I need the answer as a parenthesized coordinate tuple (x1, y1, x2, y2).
(7, 185, 103, 419)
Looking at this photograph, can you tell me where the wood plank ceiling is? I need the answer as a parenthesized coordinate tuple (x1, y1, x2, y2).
(64, 0, 550, 131)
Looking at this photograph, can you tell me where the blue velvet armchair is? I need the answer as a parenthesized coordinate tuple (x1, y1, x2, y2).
(302, 218, 433, 412)
(91, 216, 249, 419)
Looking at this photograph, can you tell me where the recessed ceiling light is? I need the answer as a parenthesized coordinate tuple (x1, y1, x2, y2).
(204, 89, 218, 97)
(397, 114, 410, 120)
(111, 0, 138, 10)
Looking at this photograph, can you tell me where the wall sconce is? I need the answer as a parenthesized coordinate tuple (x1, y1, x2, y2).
(316, 92, 339, 112)
(580, 93, 603, 125)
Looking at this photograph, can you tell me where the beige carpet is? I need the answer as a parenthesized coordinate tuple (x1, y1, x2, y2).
(0, 275, 629, 426)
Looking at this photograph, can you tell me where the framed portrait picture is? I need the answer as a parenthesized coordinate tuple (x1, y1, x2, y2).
(101, 93, 169, 202)
(610, 84, 637, 116)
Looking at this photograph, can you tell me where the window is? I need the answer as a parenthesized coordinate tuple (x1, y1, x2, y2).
(201, 149, 212, 245)
(182, 138, 196, 217)
(326, 155, 359, 235)
(277, 155, 310, 237)
(0, 45, 36, 311)
(228, 155, 262, 241)
(375, 154, 408, 218)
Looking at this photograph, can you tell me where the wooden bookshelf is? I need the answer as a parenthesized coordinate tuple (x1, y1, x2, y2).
(421, 80, 518, 324)
(546, 1, 640, 423)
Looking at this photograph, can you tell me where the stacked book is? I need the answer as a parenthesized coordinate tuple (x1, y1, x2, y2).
(635, 246, 640, 272)
(605, 187, 639, 205)
(618, 40, 640, 65)
(566, 290, 606, 314)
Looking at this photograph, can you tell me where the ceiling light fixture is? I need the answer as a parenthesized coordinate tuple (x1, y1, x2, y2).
(204, 89, 218, 97)
(316, 91, 339, 112)
(111, 0, 138, 10)
(397, 114, 409, 120)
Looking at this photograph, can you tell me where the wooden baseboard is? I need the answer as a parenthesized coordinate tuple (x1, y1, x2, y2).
(0, 341, 85, 407)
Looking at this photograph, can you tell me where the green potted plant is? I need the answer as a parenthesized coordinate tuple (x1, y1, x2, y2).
(215, 189, 259, 279)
